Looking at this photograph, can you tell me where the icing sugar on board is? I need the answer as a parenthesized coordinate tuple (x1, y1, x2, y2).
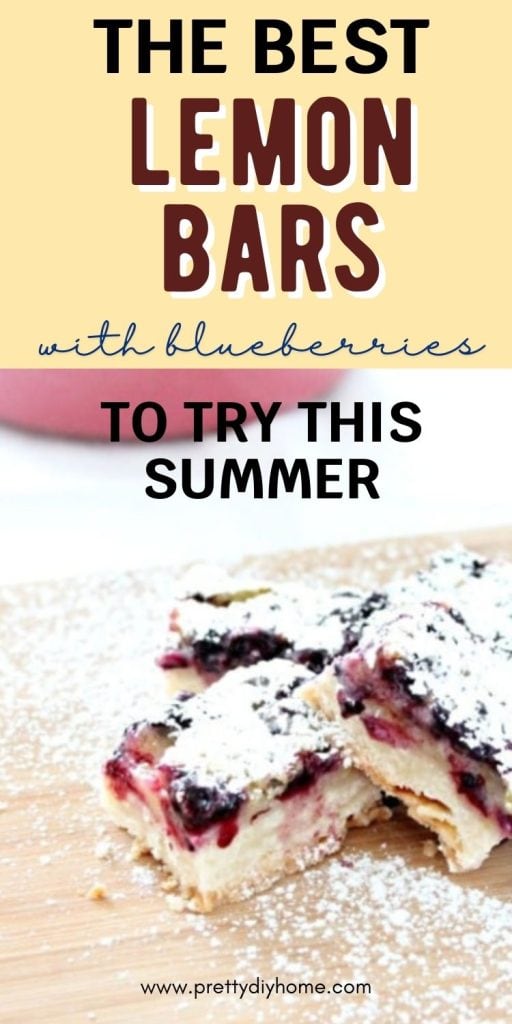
(1, 528, 512, 1024)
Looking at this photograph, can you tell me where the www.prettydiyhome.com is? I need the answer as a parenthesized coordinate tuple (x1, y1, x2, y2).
(140, 977, 371, 999)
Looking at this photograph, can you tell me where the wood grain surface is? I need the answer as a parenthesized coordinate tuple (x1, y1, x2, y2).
(1, 528, 512, 1024)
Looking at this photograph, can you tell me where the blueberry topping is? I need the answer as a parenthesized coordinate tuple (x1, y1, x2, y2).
(341, 698, 365, 718)
(459, 771, 483, 791)
(296, 648, 330, 673)
(165, 704, 194, 731)
(192, 629, 289, 676)
(448, 607, 466, 627)
(192, 636, 225, 674)
(273, 673, 313, 699)
(381, 663, 412, 690)
(279, 751, 340, 800)
(228, 631, 289, 664)
(470, 558, 487, 578)
(261, 703, 302, 735)
(358, 592, 388, 620)
(173, 781, 244, 831)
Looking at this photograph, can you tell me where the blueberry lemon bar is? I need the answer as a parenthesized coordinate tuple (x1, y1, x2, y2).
(158, 546, 512, 694)
(102, 660, 381, 910)
(158, 564, 387, 692)
(301, 599, 512, 872)
(388, 546, 512, 656)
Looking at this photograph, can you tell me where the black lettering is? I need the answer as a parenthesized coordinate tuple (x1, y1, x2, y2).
(192, 20, 226, 72)
(268, 460, 311, 497)
(345, 19, 387, 74)
(220, 460, 263, 497)
(218, 403, 248, 442)
(298, 401, 327, 442)
(184, 402, 213, 442)
(182, 458, 214, 498)
(132, 402, 167, 442)
(317, 459, 343, 498)
(389, 19, 430, 73)
(93, 20, 133, 73)
(251, 401, 281, 440)
(145, 458, 176, 498)
(100, 401, 130, 441)
(138, 19, 183, 73)
(255, 20, 294, 73)
(349, 460, 379, 497)
(302, 20, 336, 73)
(330, 402, 365, 442)
(371, 402, 382, 441)
(390, 402, 422, 441)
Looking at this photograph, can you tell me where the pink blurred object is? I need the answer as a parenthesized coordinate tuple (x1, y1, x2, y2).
(0, 370, 342, 440)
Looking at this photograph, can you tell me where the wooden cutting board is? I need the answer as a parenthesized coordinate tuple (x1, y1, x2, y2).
(1, 528, 512, 1024)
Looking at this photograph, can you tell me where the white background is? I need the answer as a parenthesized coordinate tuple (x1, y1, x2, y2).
(0, 370, 509, 584)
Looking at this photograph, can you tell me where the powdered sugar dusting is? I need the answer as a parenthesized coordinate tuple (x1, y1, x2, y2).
(350, 600, 512, 787)
(157, 660, 345, 793)
(161, 579, 365, 666)
(1, 536, 512, 1023)
(164, 544, 512, 686)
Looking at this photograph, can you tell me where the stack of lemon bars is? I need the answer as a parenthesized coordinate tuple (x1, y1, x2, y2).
(102, 547, 512, 910)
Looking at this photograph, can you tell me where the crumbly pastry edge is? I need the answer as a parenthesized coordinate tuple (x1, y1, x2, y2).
(298, 674, 506, 873)
(101, 775, 385, 912)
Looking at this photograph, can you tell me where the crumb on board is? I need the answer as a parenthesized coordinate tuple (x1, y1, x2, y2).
(86, 882, 108, 902)
(128, 838, 150, 862)
(422, 840, 438, 859)
(161, 875, 179, 893)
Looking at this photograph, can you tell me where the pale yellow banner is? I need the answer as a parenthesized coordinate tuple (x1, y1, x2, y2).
(2, 3, 509, 367)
